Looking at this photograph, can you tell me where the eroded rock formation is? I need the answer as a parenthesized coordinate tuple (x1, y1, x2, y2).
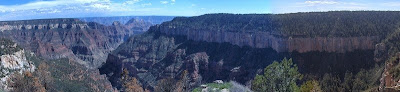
(100, 12, 396, 91)
(0, 18, 153, 68)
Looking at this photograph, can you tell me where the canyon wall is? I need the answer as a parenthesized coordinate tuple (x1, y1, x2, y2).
(0, 18, 152, 68)
(158, 25, 379, 53)
(100, 12, 400, 91)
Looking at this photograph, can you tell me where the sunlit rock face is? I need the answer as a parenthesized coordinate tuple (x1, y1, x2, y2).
(0, 39, 35, 91)
(0, 50, 35, 71)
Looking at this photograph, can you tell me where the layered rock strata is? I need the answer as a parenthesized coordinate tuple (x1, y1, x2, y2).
(0, 18, 152, 68)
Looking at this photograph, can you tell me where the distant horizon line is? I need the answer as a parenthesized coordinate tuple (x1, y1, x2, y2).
(2, 10, 400, 21)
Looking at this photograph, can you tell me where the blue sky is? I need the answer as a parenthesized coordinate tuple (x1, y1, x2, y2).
(271, 0, 400, 13)
(1, 0, 400, 21)
(0, 0, 271, 21)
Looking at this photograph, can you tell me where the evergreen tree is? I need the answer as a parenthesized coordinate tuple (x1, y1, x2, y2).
(252, 58, 302, 92)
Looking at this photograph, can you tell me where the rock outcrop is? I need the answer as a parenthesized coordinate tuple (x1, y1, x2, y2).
(0, 38, 117, 91)
(0, 39, 35, 91)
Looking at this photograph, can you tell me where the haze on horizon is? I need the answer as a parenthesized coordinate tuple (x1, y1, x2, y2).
(1, 0, 400, 21)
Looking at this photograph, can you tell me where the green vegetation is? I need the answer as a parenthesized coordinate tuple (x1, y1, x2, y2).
(154, 70, 191, 92)
(251, 58, 302, 92)
(192, 83, 232, 92)
(5, 47, 114, 92)
(318, 64, 383, 92)
(165, 11, 400, 37)
(249, 58, 382, 92)
(192, 88, 201, 92)
(192, 81, 252, 92)
(120, 68, 148, 92)
(207, 83, 232, 90)
(8, 71, 46, 92)
(300, 80, 322, 92)
(0, 38, 22, 55)
(319, 73, 342, 92)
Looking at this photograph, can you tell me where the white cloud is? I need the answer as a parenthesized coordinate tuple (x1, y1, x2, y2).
(141, 3, 152, 7)
(170, 0, 175, 5)
(124, 0, 141, 5)
(0, 0, 165, 21)
(0, 0, 115, 12)
(0, 0, 156, 13)
(381, 2, 400, 7)
(48, 10, 61, 13)
(160, 1, 169, 4)
(91, 3, 110, 9)
(304, 0, 338, 6)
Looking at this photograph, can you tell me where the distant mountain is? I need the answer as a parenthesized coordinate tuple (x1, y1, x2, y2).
(99, 11, 400, 91)
(79, 16, 175, 25)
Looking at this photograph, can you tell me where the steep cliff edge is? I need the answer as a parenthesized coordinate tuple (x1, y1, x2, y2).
(100, 12, 400, 91)
(0, 39, 35, 91)
(159, 27, 378, 53)
(158, 12, 400, 53)
(0, 38, 115, 91)
(0, 18, 152, 68)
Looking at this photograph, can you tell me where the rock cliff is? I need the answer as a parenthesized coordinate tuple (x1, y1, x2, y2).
(100, 12, 400, 91)
(158, 26, 379, 53)
(0, 38, 116, 91)
(0, 39, 35, 91)
(0, 18, 153, 68)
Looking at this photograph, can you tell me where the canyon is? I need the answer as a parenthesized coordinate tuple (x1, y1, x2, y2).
(99, 12, 400, 91)
(0, 17, 171, 68)
(1, 11, 400, 91)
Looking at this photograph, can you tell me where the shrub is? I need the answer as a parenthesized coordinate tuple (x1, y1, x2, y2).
(300, 80, 322, 92)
